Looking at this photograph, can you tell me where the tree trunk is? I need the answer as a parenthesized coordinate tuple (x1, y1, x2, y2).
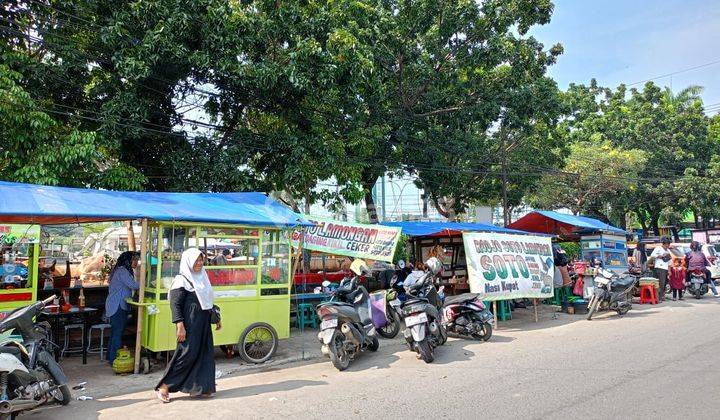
(694, 211, 700, 229)
(635, 209, 648, 233)
(670, 226, 680, 243)
(364, 189, 379, 224)
(650, 212, 660, 236)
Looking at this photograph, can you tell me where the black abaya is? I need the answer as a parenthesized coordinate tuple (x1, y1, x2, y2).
(156, 288, 216, 395)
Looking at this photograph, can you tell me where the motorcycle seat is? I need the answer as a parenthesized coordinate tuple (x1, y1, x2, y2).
(403, 297, 429, 306)
(444, 293, 478, 306)
(612, 276, 636, 287)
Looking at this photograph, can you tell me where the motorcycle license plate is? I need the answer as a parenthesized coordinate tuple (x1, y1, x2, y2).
(320, 319, 338, 330)
(405, 312, 428, 327)
(389, 299, 401, 307)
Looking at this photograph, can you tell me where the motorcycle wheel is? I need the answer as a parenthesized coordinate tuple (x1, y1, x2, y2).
(472, 322, 493, 341)
(417, 339, 434, 364)
(377, 311, 401, 339)
(329, 335, 351, 371)
(438, 323, 448, 346)
(587, 296, 600, 321)
(368, 335, 380, 352)
(54, 384, 72, 406)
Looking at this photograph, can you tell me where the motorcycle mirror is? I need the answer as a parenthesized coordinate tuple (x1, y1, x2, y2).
(321, 280, 331, 288)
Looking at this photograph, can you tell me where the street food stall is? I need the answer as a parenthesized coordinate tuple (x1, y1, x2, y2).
(380, 221, 529, 296)
(0, 180, 310, 371)
(509, 211, 629, 310)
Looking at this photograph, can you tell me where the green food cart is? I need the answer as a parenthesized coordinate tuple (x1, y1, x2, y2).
(138, 222, 295, 364)
(0, 224, 40, 311)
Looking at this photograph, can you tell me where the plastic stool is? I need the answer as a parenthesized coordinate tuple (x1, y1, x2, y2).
(551, 287, 567, 306)
(489, 300, 513, 321)
(87, 323, 111, 360)
(639, 284, 658, 304)
(296, 303, 318, 329)
(61, 324, 85, 357)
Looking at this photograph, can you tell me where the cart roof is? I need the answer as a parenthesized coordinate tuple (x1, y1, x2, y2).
(380, 221, 533, 237)
(507, 210, 626, 238)
(0, 181, 311, 227)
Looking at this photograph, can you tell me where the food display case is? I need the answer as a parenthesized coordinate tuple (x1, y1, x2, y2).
(0, 224, 40, 310)
(139, 222, 291, 354)
(580, 233, 628, 273)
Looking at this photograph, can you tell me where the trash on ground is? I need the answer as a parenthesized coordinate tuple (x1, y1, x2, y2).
(215, 370, 223, 379)
(77, 396, 93, 401)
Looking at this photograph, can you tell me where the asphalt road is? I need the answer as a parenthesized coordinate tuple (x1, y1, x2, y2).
(28, 299, 720, 419)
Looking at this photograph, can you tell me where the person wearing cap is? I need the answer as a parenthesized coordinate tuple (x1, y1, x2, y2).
(650, 237, 672, 301)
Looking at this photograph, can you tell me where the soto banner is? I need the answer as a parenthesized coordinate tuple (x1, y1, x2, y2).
(463, 232, 554, 300)
(292, 217, 401, 262)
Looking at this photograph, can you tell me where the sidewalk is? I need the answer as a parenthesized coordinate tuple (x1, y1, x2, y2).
(61, 302, 603, 400)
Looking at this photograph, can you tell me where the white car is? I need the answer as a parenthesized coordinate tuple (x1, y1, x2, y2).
(702, 244, 720, 279)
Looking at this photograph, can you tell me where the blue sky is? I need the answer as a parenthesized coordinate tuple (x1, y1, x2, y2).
(531, 0, 720, 113)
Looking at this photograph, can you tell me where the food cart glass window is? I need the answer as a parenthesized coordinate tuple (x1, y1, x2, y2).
(159, 226, 192, 289)
(206, 267, 257, 286)
(262, 244, 290, 285)
(147, 226, 160, 289)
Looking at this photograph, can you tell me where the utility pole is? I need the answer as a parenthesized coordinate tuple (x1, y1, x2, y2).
(501, 126, 509, 227)
(381, 175, 386, 222)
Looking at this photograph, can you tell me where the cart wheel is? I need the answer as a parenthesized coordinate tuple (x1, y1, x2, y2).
(141, 357, 150, 374)
(238, 323, 278, 364)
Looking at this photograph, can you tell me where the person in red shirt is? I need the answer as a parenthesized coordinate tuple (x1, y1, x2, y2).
(668, 257, 686, 301)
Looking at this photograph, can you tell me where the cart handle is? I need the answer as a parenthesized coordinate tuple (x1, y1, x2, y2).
(124, 298, 154, 307)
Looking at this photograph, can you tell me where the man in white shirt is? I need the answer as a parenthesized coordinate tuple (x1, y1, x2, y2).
(650, 237, 672, 302)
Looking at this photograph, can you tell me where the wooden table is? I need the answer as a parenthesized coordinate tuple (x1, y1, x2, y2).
(40, 307, 98, 365)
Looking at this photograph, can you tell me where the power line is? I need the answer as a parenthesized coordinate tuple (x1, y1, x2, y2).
(627, 58, 720, 86)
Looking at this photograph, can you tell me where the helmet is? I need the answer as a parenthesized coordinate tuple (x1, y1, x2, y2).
(349, 259, 370, 276)
(397, 260, 405, 269)
(425, 257, 442, 275)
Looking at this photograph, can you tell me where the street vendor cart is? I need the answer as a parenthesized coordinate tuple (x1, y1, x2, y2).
(0, 180, 310, 373)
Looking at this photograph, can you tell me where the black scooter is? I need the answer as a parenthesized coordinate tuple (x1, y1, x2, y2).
(587, 268, 637, 320)
(0, 295, 70, 420)
(316, 274, 379, 371)
(401, 272, 447, 363)
(687, 269, 709, 299)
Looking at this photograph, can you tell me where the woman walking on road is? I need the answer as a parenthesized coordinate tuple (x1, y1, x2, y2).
(156, 248, 221, 402)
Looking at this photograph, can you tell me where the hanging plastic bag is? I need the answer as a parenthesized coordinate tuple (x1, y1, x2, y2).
(573, 276, 584, 296)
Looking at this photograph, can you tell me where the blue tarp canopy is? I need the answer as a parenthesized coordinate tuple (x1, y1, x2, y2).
(508, 210, 626, 238)
(380, 221, 531, 237)
(0, 181, 311, 227)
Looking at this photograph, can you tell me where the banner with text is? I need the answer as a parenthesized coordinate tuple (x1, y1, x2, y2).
(292, 217, 401, 262)
(0, 224, 41, 244)
(463, 232, 554, 300)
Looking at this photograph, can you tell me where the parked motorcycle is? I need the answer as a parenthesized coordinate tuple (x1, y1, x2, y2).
(375, 288, 402, 339)
(401, 258, 447, 363)
(0, 295, 70, 420)
(687, 269, 708, 299)
(587, 268, 637, 320)
(316, 260, 378, 371)
(442, 293, 493, 341)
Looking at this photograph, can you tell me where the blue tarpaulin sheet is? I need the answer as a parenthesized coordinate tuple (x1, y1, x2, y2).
(0, 181, 311, 227)
(508, 210, 626, 236)
(380, 221, 531, 237)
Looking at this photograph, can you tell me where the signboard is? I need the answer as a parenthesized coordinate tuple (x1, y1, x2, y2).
(292, 217, 401, 263)
(463, 232, 554, 300)
(0, 224, 41, 245)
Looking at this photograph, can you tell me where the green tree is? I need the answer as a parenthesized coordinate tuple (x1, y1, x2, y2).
(0, 64, 143, 188)
(529, 140, 646, 219)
